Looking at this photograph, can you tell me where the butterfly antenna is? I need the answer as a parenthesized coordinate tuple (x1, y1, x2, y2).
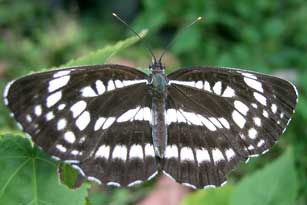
(158, 16, 203, 62)
(112, 13, 157, 63)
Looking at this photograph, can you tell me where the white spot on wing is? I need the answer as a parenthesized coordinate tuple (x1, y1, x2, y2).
(225, 148, 235, 161)
(56, 144, 67, 152)
(197, 114, 217, 131)
(208, 117, 223, 129)
(169, 80, 195, 87)
(232, 110, 246, 128)
(195, 81, 203, 89)
(71, 150, 80, 156)
(122, 79, 147, 86)
(70, 100, 87, 118)
(107, 80, 115, 91)
(185, 111, 202, 126)
(129, 144, 143, 159)
(64, 131, 76, 143)
(213, 81, 222, 95)
(81, 86, 97, 97)
(46, 91, 62, 107)
(57, 118, 67, 130)
(145, 144, 155, 157)
(257, 139, 265, 147)
(114, 80, 124, 88)
(248, 145, 255, 151)
(94, 117, 106, 131)
(234, 100, 249, 115)
(244, 77, 263, 92)
(222, 86, 235, 97)
(251, 103, 258, 108)
(143, 107, 151, 122)
(204, 81, 211, 92)
(134, 108, 144, 121)
(102, 117, 116, 129)
(248, 128, 257, 139)
(165, 145, 178, 158)
(263, 110, 269, 118)
(253, 117, 261, 126)
(48, 75, 70, 93)
(117, 107, 140, 122)
(176, 110, 186, 123)
(46, 111, 55, 121)
(180, 147, 194, 161)
(95, 145, 110, 159)
(271, 104, 277, 113)
(219, 117, 230, 129)
(26, 115, 32, 122)
(95, 80, 105, 94)
(58, 104, 66, 110)
(166, 109, 177, 125)
(195, 148, 210, 163)
(112, 145, 127, 160)
(242, 72, 257, 79)
(254, 92, 267, 106)
(212, 149, 224, 163)
(34, 105, 42, 116)
(53, 70, 71, 78)
(76, 111, 90, 131)
(280, 112, 284, 118)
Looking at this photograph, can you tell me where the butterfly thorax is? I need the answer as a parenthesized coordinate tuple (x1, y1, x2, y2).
(149, 62, 168, 158)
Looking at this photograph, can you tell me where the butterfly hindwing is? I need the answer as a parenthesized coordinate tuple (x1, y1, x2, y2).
(4, 64, 158, 186)
(164, 66, 298, 188)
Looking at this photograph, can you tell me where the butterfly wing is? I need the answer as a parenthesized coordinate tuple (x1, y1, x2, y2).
(4, 64, 157, 187)
(163, 66, 298, 188)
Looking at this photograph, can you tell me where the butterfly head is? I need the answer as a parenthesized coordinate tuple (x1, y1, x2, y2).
(149, 61, 165, 74)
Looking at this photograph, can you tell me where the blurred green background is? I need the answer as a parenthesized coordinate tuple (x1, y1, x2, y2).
(0, 0, 306, 205)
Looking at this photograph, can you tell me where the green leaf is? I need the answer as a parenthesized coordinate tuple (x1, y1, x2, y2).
(231, 148, 298, 205)
(182, 185, 233, 205)
(0, 135, 89, 205)
(58, 163, 86, 189)
(63, 29, 148, 67)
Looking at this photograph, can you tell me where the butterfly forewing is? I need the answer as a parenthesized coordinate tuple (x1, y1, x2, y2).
(164, 66, 297, 188)
(4, 64, 158, 187)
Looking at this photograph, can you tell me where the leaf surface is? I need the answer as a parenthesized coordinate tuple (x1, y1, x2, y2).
(64, 29, 148, 67)
(0, 135, 88, 205)
(231, 148, 298, 205)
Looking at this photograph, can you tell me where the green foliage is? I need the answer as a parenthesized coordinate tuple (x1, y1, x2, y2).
(183, 148, 297, 205)
(231, 148, 298, 205)
(64, 29, 148, 67)
(59, 163, 81, 189)
(0, 135, 88, 205)
(183, 185, 233, 205)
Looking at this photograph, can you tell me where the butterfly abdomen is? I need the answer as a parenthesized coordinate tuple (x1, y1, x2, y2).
(150, 73, 168, 158)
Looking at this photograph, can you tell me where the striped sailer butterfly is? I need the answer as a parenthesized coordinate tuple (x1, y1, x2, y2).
(3, 13, 298, 189)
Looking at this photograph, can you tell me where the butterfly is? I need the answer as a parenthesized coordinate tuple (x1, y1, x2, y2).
(3, 61, 298, 189)
(3, 15, 298, 189)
